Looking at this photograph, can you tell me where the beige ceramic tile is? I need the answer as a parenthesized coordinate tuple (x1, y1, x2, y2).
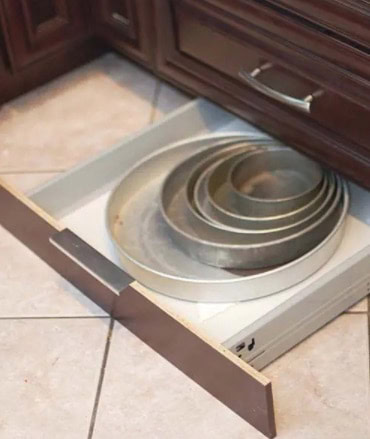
(1, 172, 59, 193)
(264, 314, 370, 439)
(153, 81, 192, 122)
(345, 297, 368, 313)
(0, 318, 109, 439)
(92, 323, 266, 439)
(0, 53, 157, 172)
(0, 225, 107, 317)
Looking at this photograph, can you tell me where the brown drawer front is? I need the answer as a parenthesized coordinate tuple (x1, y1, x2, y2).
(194, 0, 370, 108)
(268, 0, 370, 48)
(173, 2, 370, 155)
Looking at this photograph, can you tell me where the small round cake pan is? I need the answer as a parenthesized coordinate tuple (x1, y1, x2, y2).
(194, 161, 334, 236)
(229, 148, 323, 217)
(201, 153, 329, 230)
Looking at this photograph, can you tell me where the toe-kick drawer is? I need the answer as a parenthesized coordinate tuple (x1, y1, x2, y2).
(1, 99, 370, 438)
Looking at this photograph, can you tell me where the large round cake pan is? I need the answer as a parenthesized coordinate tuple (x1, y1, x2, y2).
(228, 148, 323, 216)
(106, 133, 349, 303)
(201, 153, 329, 230)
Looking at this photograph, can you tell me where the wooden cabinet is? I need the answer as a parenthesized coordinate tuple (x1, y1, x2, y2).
(1, 0, 90, 69)
(93, 0, 155, 66)
(154, 0, 370, 188)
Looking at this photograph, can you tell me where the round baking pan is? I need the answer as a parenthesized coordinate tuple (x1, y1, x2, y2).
(106, 133, 349, 302)
(228, 148, 323, 216)
(201, 153, 329, 230)
(194, 162, 334, 236)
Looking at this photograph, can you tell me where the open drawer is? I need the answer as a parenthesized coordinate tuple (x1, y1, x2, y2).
(1, 99, 370, 438)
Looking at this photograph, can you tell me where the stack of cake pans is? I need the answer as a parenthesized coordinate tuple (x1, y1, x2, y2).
(107, 134, 349, 302)
(161, 140, 340, 269)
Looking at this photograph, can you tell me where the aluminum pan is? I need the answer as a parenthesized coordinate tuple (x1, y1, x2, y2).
(228, 148, 323, 216)
(205, 153, 330, 230)
(194, 157, 330, 233)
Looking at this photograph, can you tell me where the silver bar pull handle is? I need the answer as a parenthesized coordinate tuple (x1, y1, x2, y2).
(239, 64, 320, 114)
(50, 229, 133, 296)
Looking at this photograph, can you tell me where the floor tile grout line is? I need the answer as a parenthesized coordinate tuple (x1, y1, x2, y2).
(0, 315, 110, 320)
(344, 311, 368, 315)
(149, 80, 162, 125)
(88, 317, 115, 439)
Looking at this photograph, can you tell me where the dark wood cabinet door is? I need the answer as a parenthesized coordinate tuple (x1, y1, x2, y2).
(2, 0, 90, 69)
(93, 0, 155, 66)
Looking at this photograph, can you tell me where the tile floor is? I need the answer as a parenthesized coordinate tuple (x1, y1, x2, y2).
(0, 53, 369, 439)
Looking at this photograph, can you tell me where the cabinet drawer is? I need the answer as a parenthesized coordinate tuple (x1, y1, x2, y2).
(268, 0, 370, 48)
(189, 0, 370, 108)
(155, 0, 370, 189)
(2, 0, 89, 69)
(1, 99, 370, 438)
(176, 2, 370, 152)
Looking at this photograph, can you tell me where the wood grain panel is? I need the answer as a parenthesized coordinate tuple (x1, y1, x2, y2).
(2, 0, 90, 69)
(267, 0, 370, 48)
